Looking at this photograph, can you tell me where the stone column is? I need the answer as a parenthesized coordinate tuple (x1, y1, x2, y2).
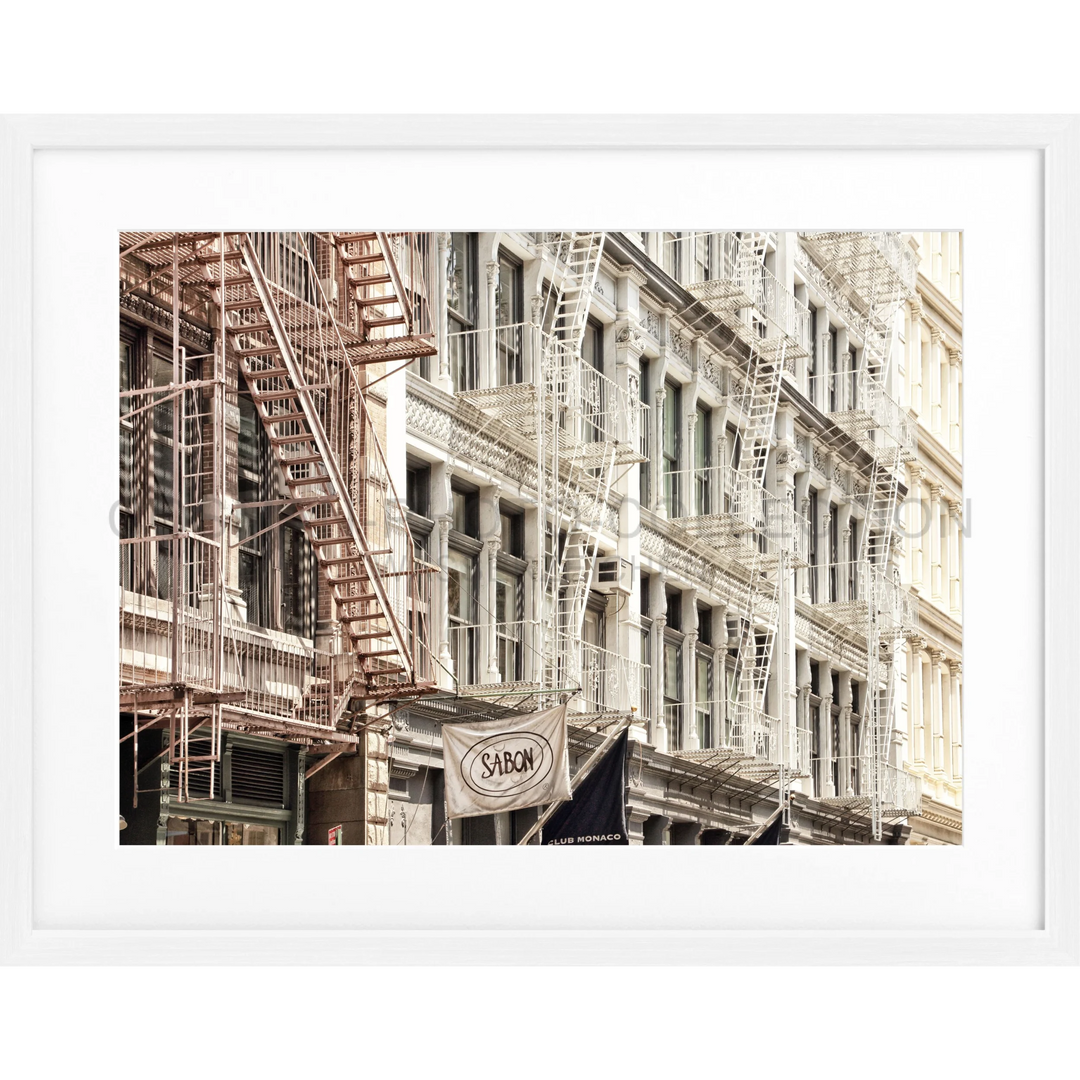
(654, 384, 668, 519)
(948, 348, 962, 455)
(435, 516, 454, 686)
(685, 626, 699, 752)
(485, 537, 501, 679)
(929, 649, 945, 776)
(818, 326, 832, 411)
(907, 299, 923, 417)
(652, 611, 668, 753)
(484, 260, 499, 390)
(909, 639, 926, 768)
(684, 408, 698, 520)
(651, 572, 668, 751)
(838, 671, 853, 794)
(908, 465, 924, 595)
(528, 293, 545, 386)
(435, 232, 453, 393)
(819, 691, 835, 798)
(949, 660, 963, 781)
(840, 521, 853, 601)
(713, 605, 728, 751)
(796, 475, 812, 602)
(949, 500, 962, 617)
(930, 485, 943, 601)
(929, 327, 943, 436)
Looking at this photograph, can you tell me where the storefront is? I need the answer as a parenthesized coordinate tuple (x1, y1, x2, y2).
(120, 723, 305, 846)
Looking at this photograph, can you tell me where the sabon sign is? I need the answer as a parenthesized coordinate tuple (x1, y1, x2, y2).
(460, 731, 554, 799)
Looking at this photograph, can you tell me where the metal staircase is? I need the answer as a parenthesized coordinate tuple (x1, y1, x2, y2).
(232, 233, 434, 700)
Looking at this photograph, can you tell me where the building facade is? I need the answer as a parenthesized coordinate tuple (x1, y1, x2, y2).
(118, 230, 962, 846)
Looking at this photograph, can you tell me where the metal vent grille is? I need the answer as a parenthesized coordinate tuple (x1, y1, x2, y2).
(229, 746, 286, 807)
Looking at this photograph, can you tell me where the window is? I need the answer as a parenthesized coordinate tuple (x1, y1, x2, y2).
(495, 507, 526, 682)
(447, 232, 478, 391)
(665, 588, 682, 631)
(697, 603, 712, 646)
(693, 405, 711, 515)
(499, 509, 524, 557)
(693, 232, 711, 284)
(119, 337, 135, 588)
(663, 381, 681, 515)
(724, 423, 742, 513)
(663, 231, 680, 280)
(695, 648, 713, 749)
(149, 348, 198, 600)
(664, 635, 684, 751)
(165, 818, 280, 846)
(808, 490, 820, 603)
(850, 682, 862, 795)
(828, 324, 838, 412)
(406, 461, 430, 519)
(451, 486, 479, 538)
(848, 518, 860, 599)
(237, 392, 316, 636)
(640, 571, 653, 723)
(250, 231, 316, 303)
(405, 459, 433, 562)
(494, 566, 524, 682)
(581, 319, 605, 445)
(281, 521, 316, 639)
(447, 484, 480, 684)
(807, 304, 818, 404)
(238, 393, 272, 628)
(829, 504, 839, 603)
(495, 250, 523, 386)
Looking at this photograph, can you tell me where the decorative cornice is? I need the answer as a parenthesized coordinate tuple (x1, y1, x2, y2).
(615, 262, 648, 288)
(119, 286, 213, 351)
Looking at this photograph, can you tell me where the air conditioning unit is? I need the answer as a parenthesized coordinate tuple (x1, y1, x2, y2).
(592, 557, 632, 596)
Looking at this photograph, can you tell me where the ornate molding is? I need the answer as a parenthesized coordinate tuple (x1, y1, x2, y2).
(119, 286, 213, 351)
(616, 322, 645, 353)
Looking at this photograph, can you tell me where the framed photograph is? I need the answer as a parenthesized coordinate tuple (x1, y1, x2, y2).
(1, 115, 1075, 965)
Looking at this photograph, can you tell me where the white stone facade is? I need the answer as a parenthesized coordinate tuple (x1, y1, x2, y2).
(390, 231, 962, 845)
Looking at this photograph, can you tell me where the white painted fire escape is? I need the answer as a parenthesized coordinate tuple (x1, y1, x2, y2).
(800, 231, 921, 839)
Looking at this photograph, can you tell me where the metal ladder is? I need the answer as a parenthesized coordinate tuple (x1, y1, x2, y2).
(536, 232, 610, 699)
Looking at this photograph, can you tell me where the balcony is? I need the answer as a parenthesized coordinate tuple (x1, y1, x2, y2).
(819, 757, 922, 817)
(808, 560, 918, 639)
(445, 619, 649, 717)
(664, 465, 810, 568)
(665, 700, 812, 777)
(808, 369, 916, 463)
(663, 232, 810, 363)
(451, 321, 648, 468)
(119, 533, 361, 735)
(579, 640, 650, 716)
(799, 232, 917, 309)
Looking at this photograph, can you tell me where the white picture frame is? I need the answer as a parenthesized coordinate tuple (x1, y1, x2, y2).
(1, 114, 1075, 966)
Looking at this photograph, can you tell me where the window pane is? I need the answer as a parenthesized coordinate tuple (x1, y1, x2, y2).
(446, 549, 476, 621)
(447, 233, 476, 323)
(664, 642, 682, 699)
(119, 340, 132, 416)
